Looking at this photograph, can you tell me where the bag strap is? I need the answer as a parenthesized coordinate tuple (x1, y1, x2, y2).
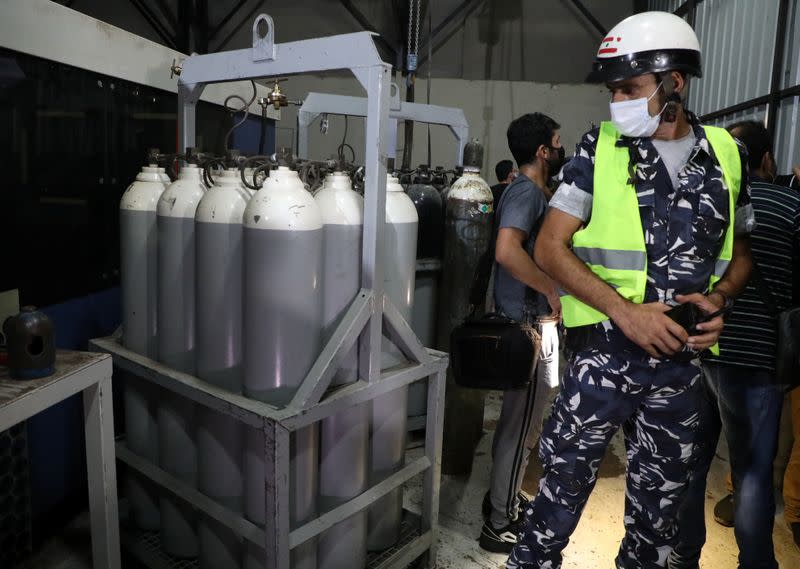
(468, 207, 501, 310)
(750, 261, 781, 318)
(467, 178, 537, 313)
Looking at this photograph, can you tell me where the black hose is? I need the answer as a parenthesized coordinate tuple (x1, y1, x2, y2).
(240, 155, 272, 190)
(202, 158, 225, 187)
(252, 164, 272, 188)
(337, 115, 355, 166)
(222, 80, 257, 152)
(258, 105, 267, 155)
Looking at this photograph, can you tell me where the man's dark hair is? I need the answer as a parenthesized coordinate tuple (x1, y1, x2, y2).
(727, 120, 771, 171)
(507, 113, 560, 168)
(495, 160, 514, 183)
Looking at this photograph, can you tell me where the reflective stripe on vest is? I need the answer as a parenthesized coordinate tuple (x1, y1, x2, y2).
(561, 122, 741, 354)
(573, 247, 647, 271)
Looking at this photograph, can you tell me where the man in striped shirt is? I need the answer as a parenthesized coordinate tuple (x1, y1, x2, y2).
(670, 121, 800, 569)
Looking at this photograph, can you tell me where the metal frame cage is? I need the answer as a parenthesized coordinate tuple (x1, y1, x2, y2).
(91, 13, 447, 569)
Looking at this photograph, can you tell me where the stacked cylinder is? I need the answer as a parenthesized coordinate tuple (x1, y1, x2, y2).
(157, 163, 206, 557)
(242, 166, 323, 569)
(119, 165, 166, 532)
(314, 172, 368, 568)
(406, 167, 444, 422)
(369, 174, 419, 551)
(438, 140, 494, 476)
(195, 169, 251, 568)
(120, 160, 421, 568)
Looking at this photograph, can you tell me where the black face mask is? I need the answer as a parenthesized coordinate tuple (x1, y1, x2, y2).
(547, 146, 566, 174)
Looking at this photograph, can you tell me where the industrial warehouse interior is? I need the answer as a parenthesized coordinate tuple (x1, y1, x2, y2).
(2, 0, 800, 568)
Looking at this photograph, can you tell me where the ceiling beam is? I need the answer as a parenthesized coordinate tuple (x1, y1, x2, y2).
(151, 0, 177, 32)
(766, 0, 791, 140)
(338, 0, 398, 59)
(210, 0, 249, 40)
(214, 0, 263, 51)
(675, 0, 705, 18)
(417, 0, 485, 67)
(567, 0, 607, 38)
(129, 0, 177, 49)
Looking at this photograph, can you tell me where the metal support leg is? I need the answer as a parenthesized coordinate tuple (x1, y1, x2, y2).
(264, 420, 291, 569)
(83, 374, 121, 569)
(178, 83, 205, 152)
(421, 368, 446, 568)
(357, 63, 391, 384)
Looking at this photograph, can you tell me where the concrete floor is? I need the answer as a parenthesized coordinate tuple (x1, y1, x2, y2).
(18, 388, 800, 569)
(405, 389, 800, 569)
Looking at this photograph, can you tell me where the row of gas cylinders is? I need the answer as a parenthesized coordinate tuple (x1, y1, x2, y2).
(119, 161, 493, 569)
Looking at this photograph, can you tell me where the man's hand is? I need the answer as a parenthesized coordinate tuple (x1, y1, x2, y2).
(611, 302, 690, 358)
(546, 291, 562, 320)
(675, 293, 725, 351)
(792, 165, 800, 180)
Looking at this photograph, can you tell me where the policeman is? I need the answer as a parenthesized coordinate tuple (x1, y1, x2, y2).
(508, 12, 755, 569)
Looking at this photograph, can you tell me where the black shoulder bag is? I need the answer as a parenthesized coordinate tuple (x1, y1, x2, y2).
(751, 263, 800, 389)
(449, 200, 541, 391)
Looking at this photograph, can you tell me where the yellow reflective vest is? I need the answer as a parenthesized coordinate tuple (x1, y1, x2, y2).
(560, 121, 741, 354)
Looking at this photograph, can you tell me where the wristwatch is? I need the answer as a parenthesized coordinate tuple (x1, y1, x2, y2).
(709, 290, 734, 314)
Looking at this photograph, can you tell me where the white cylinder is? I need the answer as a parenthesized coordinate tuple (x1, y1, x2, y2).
(195, 169, 250, 569)
(156, 163, 206, 558)
(314, 172, 369, 569)
(157, 166, 171, 186)
(368, 175, 418, 551)
(243, 166, 323, 569)
(120, 165, 164, 531)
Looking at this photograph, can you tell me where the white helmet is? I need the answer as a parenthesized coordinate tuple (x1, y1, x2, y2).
(587, 11, 702, 83)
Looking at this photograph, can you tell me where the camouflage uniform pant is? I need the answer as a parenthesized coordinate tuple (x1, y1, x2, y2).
(507, 349, 702, 569)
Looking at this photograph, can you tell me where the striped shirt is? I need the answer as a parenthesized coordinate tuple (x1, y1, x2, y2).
(707, 178, 800, 372)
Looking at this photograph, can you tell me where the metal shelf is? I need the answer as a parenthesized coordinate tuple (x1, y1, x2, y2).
(119, 513, 424, 569)
(0, 351, 120, 568)
(91, 336, 446, 569)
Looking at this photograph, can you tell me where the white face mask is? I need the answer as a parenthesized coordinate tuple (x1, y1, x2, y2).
(609, 82, 666, 138)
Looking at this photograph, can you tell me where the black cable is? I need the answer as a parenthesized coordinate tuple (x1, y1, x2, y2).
(253, 164, 272, 188)
(240, 155, 273, 190)
(258, 104, 267, 155)
(222, 80, 257, 151)
(202, 158, 225, 188)
(337, 115, 350, 165)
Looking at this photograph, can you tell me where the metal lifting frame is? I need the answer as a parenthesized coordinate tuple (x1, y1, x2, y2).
(91, 14, 447, 569)
(297, 89, 470, 166)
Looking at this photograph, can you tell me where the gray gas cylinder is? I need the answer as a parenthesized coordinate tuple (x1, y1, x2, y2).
(314, 172, 368, 569)
(156, 163, 206, 558)
(195, 169, 250, 569)
(406, 168, 444, 423)
(437, 142, 493, 476)
(242, 166, 323, 569)
(119, 165, 165, 531)
(368, 174, 419, 551)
